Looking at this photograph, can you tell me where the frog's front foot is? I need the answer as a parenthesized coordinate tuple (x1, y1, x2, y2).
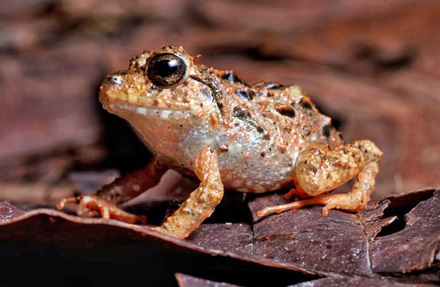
(56, 195, 147, 224)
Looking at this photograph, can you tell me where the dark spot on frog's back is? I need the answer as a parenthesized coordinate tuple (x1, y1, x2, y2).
(236, 90, 256, 100)
(221, 71, 248, 85)
(253, 81, 284, 90)
(276, 106, 295, 118)
(302, 125, 311, 135)
(233, 107, 264, 133)
(322, 124, 332, 138)
(299, 98, 312, 110)
(233, 107, 246, 118)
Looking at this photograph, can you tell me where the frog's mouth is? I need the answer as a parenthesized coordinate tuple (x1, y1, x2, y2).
(105, 102, 194, 122)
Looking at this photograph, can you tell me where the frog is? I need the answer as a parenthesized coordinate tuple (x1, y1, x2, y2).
(56, 45, 382, 239)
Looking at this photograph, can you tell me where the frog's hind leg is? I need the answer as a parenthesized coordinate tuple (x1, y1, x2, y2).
(258, 140, 382, 217)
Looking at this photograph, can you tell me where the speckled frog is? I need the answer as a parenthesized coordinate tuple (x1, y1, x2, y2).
(57, 45, 382, 238)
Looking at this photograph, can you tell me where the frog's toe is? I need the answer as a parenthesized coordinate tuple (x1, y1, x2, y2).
(321, 202, 335, 216)
(57, 195, 147, 224)
(319, 195, 343, 216)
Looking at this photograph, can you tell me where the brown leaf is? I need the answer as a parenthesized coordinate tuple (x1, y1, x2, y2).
(289, 276, 438, 287)
(174, 273, 438, 287)
(249, 194, 371, 276)
(175, 273, 241, 287)
(0, 201, 26, 221)
(371, 189, 440, 273)
(0, 188, 439, 286)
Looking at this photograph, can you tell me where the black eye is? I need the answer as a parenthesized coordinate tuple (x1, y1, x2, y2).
(147, 53, 187, 88)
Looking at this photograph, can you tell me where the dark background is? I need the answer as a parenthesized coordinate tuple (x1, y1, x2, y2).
(1, 0, 440, 286)
(2, 0, 440, 202)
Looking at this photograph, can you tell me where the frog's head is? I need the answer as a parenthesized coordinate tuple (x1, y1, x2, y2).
(99, 45, 223, 157)
(99, 45, 223, 121)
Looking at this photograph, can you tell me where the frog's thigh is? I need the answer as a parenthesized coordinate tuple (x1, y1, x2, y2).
(294, 142, 366, 196)
(155, 147, 224, 239)
(258, 140, 382, 217)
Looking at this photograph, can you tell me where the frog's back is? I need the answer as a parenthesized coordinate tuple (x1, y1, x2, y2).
(209, 69, 343, 192)
(215, 70, 343, 149)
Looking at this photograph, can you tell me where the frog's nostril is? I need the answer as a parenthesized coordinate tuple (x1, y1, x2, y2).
(110, 75, 123, 85)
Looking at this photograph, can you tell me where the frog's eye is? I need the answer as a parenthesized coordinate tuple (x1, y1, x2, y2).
(147, 53, 187, 88)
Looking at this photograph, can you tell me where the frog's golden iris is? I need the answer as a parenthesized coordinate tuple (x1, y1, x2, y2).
(146, 53, 187, 88)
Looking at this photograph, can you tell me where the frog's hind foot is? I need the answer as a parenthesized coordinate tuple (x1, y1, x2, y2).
(56, 195, 147, 224)
(258, 140, 382, 218)
(258, 192, 366, 217)
(258, 161, 380, 217)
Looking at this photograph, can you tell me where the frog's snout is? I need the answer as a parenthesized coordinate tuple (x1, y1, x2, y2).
(99, 74, 126, 103)
(100, 76, 118, 104)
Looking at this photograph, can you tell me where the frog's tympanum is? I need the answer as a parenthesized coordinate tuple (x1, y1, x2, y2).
(57, 45, 382, 238)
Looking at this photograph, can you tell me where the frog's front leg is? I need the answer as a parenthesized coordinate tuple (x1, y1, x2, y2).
(154, 147, 224, 239)
(258, 140, 382, 217)
(56, 156, 166, 224)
